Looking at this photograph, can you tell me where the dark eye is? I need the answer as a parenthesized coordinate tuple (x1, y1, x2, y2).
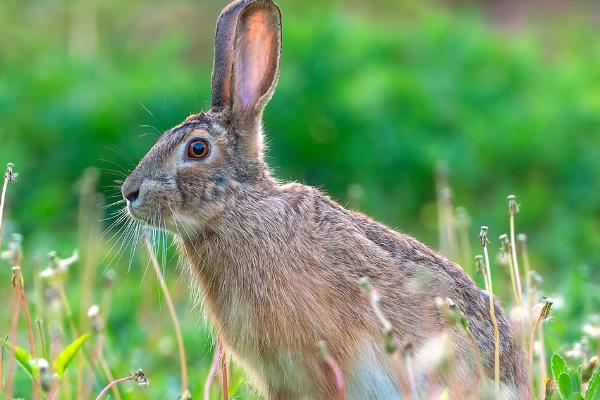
(187, 139, 210, 159)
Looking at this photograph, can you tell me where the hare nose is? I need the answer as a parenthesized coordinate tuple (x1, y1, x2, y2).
(122, 177, 141, 203)
(124, 188, 140, 203)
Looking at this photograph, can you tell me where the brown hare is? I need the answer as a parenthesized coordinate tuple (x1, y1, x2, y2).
(121, 0, 529, 398)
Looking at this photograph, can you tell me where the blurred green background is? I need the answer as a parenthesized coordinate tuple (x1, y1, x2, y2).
(1, 0, 600, 398)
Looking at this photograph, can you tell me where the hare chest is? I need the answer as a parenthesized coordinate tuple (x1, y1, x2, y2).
(227, 328, 402, 400)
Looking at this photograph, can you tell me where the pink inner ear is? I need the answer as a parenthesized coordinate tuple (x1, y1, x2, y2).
(236, 9, 275, 113)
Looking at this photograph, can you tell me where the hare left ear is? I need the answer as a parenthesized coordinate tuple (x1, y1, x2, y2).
(230, 0, 282, 120)
(211, 0, 249, 111)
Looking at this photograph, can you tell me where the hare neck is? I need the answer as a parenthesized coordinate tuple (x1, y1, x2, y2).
(178, 183, 300, 333)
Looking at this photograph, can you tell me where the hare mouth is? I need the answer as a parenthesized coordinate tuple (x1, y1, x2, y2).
(126, 203, 155, 224)
(126, 204, 176, 233)
(126, 207, 150, 225)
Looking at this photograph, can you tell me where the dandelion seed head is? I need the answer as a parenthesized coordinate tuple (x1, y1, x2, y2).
(35, 358, 50, 371)
(87, 305, 100, 318)
(131, 369, 149, 386)
(583, 323, 600, 339)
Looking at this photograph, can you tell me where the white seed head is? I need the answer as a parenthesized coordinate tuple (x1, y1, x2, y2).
(39, 267, 56, 279)
(103, 269, 116, 287)
(131, 369, 149, 386)
(479, 226, 489, 247)
(474, 255, 484, 274)
(87, 305, 100, 318)
(496, 251, 510, 266)
(414, 333, 454, 374)
(564, 342, 584, 360)
(58, 250, 79, 272)
(35, 358, 50, 372)
(4, 163, 18, 182)
(507, 194, 520, 214)
(583, 323, 600, 339)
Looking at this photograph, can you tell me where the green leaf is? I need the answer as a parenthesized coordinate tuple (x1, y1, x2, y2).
(571, 366, 583, 394)
(569, 394, 584, 400)
(559, 373, 573, 399)
(586, 366, 600, 400)
(0, 338, 34, 379)
(53, 333, 90, 378)
(553, 354, 569, 384)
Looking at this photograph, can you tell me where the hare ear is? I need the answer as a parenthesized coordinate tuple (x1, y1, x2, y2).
(211, 0, 249, 110)
(230, 0, 281, 120)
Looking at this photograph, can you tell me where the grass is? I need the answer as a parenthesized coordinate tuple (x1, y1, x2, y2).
(0, 163, 599, 399)
(479, 226, 501, 394)
(143, 232, 190, 399)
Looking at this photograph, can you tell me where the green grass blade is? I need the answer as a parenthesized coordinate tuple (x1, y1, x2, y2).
(553, 354, 569, 384)
(52, 332, 90, 378)
(571, 366, 583, 394)
(586, 366, 600, 400)
(559, 373, 573, 399)
(0, 338, 34, 380)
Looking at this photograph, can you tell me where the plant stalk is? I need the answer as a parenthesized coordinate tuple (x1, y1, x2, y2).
(95, 375, 133, 400)
(481, 227, 500, 395)
(318, 341, 346, 400)
(144, 234, 189, 395)
(204, 340, 222, 400)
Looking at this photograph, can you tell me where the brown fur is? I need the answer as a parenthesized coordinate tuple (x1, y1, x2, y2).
(121, 0, 530, 398)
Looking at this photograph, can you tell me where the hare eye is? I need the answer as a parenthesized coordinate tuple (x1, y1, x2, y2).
(187, 139, 210, 159)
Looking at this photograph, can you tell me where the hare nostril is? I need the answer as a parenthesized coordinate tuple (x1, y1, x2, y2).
(125, 189, 140, 203)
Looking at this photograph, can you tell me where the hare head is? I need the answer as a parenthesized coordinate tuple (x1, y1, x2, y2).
(121, 0, 281, 230)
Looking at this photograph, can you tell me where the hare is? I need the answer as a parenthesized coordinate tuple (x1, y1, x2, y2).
(121, 0, 530, 398)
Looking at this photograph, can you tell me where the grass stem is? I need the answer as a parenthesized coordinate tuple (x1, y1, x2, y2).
(13, 267, 39, 400)
(97, 340, 120, 400)
(37, 318, 48, 360)
(220, 343, 229, 400)
(143, 233, 189, 396)
(517, 234, 533, 315)
(6, 272, 22, 399)
(204, 340, 222, 400)
(318, 341, 346, 400)
(0, 163, 17, 250)
(507, 195, 524, 308)
(0, 335, 4, 394)
(480, 226, 500, 395)
(360, 277, 413, 398)
(500, 234, 521, 308)
(529, 300, 552, 396)
(95, 375, 131, 400)
(95, 369, 147, 400)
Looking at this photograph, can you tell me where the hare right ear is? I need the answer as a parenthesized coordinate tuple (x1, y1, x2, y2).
(211, 0, 249, 110)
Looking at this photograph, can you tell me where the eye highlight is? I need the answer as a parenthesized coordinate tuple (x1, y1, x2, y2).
(186, 139, 210, 160)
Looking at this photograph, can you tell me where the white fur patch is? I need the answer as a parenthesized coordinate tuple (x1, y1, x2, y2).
(346, 342, 403, 400)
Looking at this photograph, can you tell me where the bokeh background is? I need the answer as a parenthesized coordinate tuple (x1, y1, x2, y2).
(1, 0, 599, 398)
